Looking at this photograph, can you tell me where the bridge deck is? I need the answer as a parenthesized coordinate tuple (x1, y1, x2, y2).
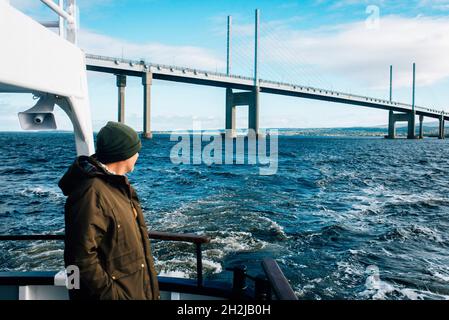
(85, 54, 448, 120)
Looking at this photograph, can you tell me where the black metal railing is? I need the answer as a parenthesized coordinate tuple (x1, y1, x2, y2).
(225, 259, 298, 300)
(0, 234, 299, 299)
(0, 231, 210, 287)
(262, 258, 297, 300)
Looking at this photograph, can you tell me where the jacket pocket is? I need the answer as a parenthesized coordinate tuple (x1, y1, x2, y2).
(106, 250, 143, 280)
(106, 250, 147, 300)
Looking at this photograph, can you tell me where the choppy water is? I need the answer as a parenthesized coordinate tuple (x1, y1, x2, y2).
(1, 131, 449, 300)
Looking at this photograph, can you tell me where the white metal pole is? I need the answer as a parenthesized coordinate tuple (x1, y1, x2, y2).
(40, 0, 74, 24)
(412, 63, 416, 112)
(66, 0, 77, 44)
(227, 15, 232, 76)
(389, 65, 393, 102)
(254, 9, 259, 86)
(58, 0, 65, 38)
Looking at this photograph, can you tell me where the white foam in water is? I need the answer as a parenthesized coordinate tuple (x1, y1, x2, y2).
(398, 288, 449, 300)
(28, 248, 64, 260)
(348, 249, 366, 255)
(429, 266, 449, 283)
(257, 216, 288, 239)
(154, 209, 189, 230)
(354, 186, 448, 209)
(410, 225, 444, 243)
(433, 272, 449, 283)
(202, 248, 226, 260)
(210, 230, 268, 252)
(380, 247, 394, 257)
(294, 280, 323, 300)
(156, 256, 222, 278)
(202, 259, 223, 273)
(158, 270, 190, 279)
(337, 260, 364, 275)
(19, 186, 63, 199)
(347, 185, 447, 217)
(360, 265, 395, 300)
(360, 265, 449, 300)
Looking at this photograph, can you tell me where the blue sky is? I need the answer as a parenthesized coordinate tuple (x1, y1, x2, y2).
(2, 0, 449, 131)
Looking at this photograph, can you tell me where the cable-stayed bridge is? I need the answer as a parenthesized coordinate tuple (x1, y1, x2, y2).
(85, 10, 447, 140)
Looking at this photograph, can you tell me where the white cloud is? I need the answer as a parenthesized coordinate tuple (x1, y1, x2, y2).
(258, 15, 449, 89)
(78, 29, 225, 71)
(322, 0, 449, 11)
(419, 0, 449, 11)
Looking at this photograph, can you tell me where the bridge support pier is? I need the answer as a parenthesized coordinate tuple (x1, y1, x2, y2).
(408, 111, 416, 139)
(419, 115, 424, 139)
(439, 115, 445, 139)
(225, 87, 259, 137)
(225, 88, 236, 137)
(116, 74, 126, 123)
(142, 72, 152, 139)
(387, 111, 416, 139)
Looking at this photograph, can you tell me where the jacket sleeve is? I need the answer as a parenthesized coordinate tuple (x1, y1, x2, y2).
(65, 186, 116, 299)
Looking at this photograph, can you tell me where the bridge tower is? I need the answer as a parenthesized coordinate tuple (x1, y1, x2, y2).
(386, 63, 416, 139)
(225, 9, 260, 138)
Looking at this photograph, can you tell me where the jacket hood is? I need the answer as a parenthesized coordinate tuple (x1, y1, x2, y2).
(58, 154, 115, 196)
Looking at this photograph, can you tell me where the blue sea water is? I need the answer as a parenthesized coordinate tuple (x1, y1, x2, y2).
(1, 131, 449, 300)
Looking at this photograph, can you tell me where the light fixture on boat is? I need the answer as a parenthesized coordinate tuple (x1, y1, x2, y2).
(18, 94, 57, 130)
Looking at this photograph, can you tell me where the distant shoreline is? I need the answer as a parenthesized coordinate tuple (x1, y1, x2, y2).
(0, 126, 446, 138)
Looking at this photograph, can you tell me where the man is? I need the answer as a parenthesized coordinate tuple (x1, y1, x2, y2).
(58, 121, 160, 300)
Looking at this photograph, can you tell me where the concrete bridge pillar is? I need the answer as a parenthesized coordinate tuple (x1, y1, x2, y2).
(418, 115, 424, 139)
(225, 87, 259, 137)
(386, 111, 416, 139)
(249, 87, 260, 134)
(439, 114, 445, 139)
(407, 111, 416, 139)
(225, 88, 236, 137)
(142, 72, 153, 139)
(387, 110, 395, 139)
(116, 74, 126, 123)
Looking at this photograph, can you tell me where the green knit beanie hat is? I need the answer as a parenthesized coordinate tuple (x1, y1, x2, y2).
(96, 121, 141, 164)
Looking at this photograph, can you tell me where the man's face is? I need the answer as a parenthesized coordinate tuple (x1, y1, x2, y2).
(126, 152, 139, 173)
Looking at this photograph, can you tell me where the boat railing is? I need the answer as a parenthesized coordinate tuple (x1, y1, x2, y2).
(226, 259, 298, 300)
(0, 231, 210, 287)
(262, 258, 298, 300)
(0, 233, 298, 300)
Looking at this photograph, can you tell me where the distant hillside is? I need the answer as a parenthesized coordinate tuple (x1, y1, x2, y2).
(154, 121, 445, 137)
(3, 121, 445, 138)
(273, 121, 445, 137)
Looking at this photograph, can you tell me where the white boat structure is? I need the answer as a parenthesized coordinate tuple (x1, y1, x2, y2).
(0, 0, 296, 300)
